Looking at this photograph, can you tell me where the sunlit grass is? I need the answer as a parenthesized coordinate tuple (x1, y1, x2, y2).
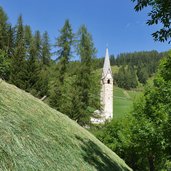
(0, 80, 132, 171)
(113, 86, 142, 118)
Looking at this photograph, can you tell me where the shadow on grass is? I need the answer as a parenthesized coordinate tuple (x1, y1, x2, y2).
(75, 135, 130, 171)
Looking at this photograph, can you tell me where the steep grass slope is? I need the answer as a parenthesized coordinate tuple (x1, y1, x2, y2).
(0, 80, 132, 171)
(113, 86, 142, 118)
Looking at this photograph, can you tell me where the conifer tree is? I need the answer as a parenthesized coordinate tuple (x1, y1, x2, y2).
(0, 6, 9, 51)
(24, 25, 32, 52)
(34, 31, 51, 97)
(56, 19, 73, 84)
(50, 20, 73, 110)
(137, 65, 149, 85)
(42, 31, 51, 66)
(10, 15, 27, 89)
(6, 25, 15, 59)
(0, 49, 10, 80)
(26, 37, 40, 94)
(127, 65, 138, 88)
(34, 30, 42, 61)
(74, 25, 96, 125)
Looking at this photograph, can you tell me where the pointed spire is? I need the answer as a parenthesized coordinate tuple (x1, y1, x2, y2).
(102, 48, 112, 78)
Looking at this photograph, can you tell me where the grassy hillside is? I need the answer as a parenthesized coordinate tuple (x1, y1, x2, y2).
(0, 80, 132, 171)
(113, 86, 142, 118)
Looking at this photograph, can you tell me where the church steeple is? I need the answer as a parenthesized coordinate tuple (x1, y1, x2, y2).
(102, 48, 112, 79)
(91, 48, 113, 124)
(101, 48, 113, 120)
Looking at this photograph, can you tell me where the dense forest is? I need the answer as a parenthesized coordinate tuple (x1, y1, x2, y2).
(1, 5, 171, 171)
(0, 6, 100, 126)
(94, 51, 164, 89)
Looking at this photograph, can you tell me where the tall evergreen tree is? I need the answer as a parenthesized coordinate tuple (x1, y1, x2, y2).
(42, 31, 51, 66)
(10, 15, 27, 89)
(127, 65, 138, 88)
(56, 19, 73, 84)
(24, 25, 32, 50)
(34, 30, 42, 61)
(26, 37, 40, 94)
(50, 20, 73, 110)
(0, 49, 10, 80)
(74, 25, 96, 125)
(34, 31, 51, 97)
(6, 25, 15, 59)
(137, 65, 149, 85)
(0, 6, 9, 51)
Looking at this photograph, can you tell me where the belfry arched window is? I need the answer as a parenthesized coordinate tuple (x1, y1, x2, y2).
(107, 79, 110, 84)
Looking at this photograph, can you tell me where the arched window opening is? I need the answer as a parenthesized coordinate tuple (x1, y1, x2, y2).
(107, 79, 110, 84)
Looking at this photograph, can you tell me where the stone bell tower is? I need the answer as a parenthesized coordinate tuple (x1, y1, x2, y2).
(101, 48, 113, 120)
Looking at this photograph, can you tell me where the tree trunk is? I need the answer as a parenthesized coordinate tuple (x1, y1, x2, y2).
(148, 154, 155, 171)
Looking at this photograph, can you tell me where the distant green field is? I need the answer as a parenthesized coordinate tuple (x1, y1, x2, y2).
(113, 86, 142, 118)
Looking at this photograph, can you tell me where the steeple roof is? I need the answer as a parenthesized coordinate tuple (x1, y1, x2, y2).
(102, 48, 112, 79)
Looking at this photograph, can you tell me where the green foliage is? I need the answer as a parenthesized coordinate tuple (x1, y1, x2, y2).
(49, 25, 100, 126)
(131, 96, 167, 171)
(116, 51, 162, 74)
(24, 25, 32, 50)
(34, 30, 42, 61)
(42, 31, 51, 66)
(10, 15, 27, 89)
(50, 20, 73, 111)
(25, 37, 40, 94)
(94, 51, 171, 170)
(93, 115, 136, 170)
(113, 51, 163, 88)
(35, 68, 49, 97)
(137, 65, 149, 84)
(74, 25, 97, 125)
(0, 50, 10, 80)
(132, 0, 171, 42)
(56, 19, 73, 84)
(0, 6, 10, 51)
(114, 65, 138, 89)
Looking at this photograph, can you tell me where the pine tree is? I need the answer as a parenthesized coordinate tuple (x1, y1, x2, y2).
(50, 20, 73, 110)
(10, 15, 27, 89)
(0, 49, 10, 80)
(6, 25, 15, 59)
(56, 19, 73, 84)
(137, 65, 149, 85)
(42, 31, 51, 66)
(24, 25, 32, 51)
(115, 66, 126, 88)
(26, 37, 40, 95)
(34, 31, 51, 97)
(127, 65, 138, 89)
(74, 25, 96, 125)
(34, 30, 42, 61)
(0, 6, 9, 51)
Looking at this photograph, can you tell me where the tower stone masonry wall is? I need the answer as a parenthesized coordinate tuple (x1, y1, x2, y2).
(101, 48, 113, 120)
(91, 48, 113, 124)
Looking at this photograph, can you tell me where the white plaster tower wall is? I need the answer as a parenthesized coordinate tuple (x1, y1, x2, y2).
(101, 48, 113, 120)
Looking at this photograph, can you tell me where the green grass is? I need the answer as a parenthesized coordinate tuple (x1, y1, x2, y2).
(113, 86, 142, 118)
(0, 80, 132, 171)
